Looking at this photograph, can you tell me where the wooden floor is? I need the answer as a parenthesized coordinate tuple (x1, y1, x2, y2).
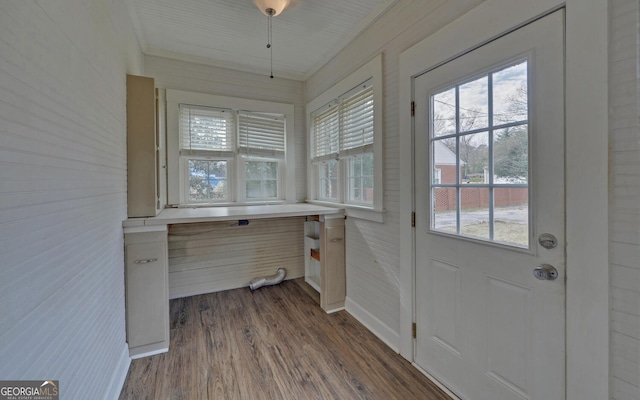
(119, 279, 451, 400)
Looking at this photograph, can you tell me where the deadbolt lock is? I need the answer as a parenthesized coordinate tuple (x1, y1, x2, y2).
(538, 233, 558, 249)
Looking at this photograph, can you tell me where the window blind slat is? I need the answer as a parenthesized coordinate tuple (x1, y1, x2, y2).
(311, 79, 374, 163)
(340, 85, 374, 156)
(238, 111, 286, 159)
(179, 104, 235, 156)
(311, 106, 339, 162)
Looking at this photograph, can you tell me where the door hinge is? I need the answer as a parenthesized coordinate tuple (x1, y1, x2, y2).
(411, 101, 415, 117)
(411, 212, 416, 227)
(412, 322, 417, 339)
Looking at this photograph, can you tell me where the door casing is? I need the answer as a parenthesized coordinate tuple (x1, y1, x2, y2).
(398, 1, 608, 400)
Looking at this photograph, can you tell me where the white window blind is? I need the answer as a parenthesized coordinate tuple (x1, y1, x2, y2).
(179, 104, 234, 156)
(340, 82, 373, 157)
(238, 111, 286, 159)
(311, 78, 373, 163)
(311, 104, 339, 163)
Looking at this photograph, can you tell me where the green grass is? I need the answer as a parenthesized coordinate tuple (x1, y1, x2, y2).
(441, 220, 528, 246)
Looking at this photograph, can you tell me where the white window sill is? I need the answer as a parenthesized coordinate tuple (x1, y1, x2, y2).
(305, 200, 385, 223)
(173, 200, 287, 208)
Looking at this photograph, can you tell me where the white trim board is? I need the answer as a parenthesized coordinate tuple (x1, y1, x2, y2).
(398, 1, 608, 400)
(345, 297, 399, 353)
(105, 343, 131, 400)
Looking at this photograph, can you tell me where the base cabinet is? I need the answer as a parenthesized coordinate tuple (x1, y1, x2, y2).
(305, 215, 345, 313)
(124, 228, 169, 358)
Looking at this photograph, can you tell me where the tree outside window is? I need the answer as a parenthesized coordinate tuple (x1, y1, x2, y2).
(188, 160, 228, 201)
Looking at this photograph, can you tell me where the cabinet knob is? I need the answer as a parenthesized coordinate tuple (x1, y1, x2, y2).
(134, 258, 158, 264)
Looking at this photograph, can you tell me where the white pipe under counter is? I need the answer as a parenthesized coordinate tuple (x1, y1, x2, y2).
(123, 203, 344, 227)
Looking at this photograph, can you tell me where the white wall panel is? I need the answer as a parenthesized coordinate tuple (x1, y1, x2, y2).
(0, 0, 142, 398)
(610, 1, 640, 399)
(167, 217, 305, 298)
(305, 0, 484, 346)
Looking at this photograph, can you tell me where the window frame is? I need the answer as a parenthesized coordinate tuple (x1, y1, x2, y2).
(306, 54, 384, 216)
(237, 157, 285, 202)
(317, 159, 340, 202)
(346, 153, 374, 206)
(166, 90, 295, 206)
(434, 168, 442, 184)
(182, 157, 233, 203)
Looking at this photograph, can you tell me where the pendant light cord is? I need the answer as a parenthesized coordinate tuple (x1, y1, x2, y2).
(266, 8, 275, 79)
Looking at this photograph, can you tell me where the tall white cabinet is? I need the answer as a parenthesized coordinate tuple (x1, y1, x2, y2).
(126, 74, 166, 218)
(125, 74, 169, 358)
(124, 227, 169, 358)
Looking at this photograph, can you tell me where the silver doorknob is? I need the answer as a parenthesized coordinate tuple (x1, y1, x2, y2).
(533, 264, 558, 280)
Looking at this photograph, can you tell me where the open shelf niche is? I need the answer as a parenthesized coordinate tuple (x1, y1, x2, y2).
(304, 216, 321, 292)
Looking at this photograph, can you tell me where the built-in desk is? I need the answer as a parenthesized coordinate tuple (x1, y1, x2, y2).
(123, 203, 345, 359)
(123, 203, 343, 226)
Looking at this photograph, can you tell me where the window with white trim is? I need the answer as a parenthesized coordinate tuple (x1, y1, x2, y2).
(166, 90, 295, 206)
(311, 81, 374, 205)
(307, 54, 383, 213)
(180, 105, 234, 202)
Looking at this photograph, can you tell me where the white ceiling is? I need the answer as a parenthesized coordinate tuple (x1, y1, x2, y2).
(128, 0, 396, 81)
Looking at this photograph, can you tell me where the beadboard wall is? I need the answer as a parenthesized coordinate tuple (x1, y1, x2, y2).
(144, 55, 307, 202)
(0, 1, 142, 399)
(168, 217, 305, 299)
(610, 1, 640, 399)
(305, 0, 484, 349)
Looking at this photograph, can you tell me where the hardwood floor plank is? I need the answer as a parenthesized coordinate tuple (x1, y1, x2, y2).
(119, 279, 451, 400)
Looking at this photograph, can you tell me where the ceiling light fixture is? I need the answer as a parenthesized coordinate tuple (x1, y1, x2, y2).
(253, 0, 290, 79)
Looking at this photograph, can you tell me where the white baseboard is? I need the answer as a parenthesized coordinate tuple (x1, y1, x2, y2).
(130, 346, 169, 359)
(345, 297, 400, 353)
(412, 363, 463, 400)
(105, 342, 131, 400)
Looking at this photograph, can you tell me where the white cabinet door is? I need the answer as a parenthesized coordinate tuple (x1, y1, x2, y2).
(125, 240, 168, 351)
(414, 11, 564, 400)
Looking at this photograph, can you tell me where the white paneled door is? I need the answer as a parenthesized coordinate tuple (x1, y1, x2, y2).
(413, 11, 565, 400)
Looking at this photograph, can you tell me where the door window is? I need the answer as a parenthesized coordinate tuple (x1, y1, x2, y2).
(430, 60, 529, 247)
